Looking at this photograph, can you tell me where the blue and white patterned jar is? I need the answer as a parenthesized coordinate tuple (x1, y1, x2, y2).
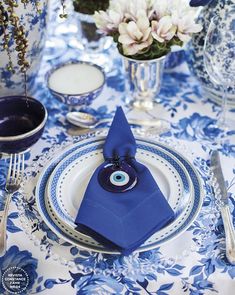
(164, 50, 186, 71)
(186, 0, 235, 104)
(0, 1, 48, 96)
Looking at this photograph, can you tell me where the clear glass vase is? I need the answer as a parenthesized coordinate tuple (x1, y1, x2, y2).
(123, 55, 166, 110)
(77, 12, 112, 53)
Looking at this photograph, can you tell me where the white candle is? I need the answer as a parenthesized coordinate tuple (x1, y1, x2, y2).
(48, 63, 105, 95)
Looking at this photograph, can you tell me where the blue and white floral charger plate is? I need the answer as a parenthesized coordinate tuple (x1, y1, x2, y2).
(35, 134, 204, 254)
(16, 131, 219, 270)
(46, 138, 188, 228)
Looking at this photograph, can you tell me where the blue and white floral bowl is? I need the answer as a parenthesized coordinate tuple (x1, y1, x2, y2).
(46, 61, 106, 107)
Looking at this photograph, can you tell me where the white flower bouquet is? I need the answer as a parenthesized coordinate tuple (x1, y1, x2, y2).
(94, 0, 202, 60)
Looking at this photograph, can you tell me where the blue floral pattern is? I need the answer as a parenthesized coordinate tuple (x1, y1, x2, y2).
(0, 246, 38, 294)
(0, 0, 235, 294)
(172, 113, 222, 141)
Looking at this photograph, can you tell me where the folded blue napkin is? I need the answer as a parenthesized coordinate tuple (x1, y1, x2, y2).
(75, 107, 174, 255)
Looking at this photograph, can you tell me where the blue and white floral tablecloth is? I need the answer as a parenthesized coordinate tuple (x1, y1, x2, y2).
(1, 4, 235, 294)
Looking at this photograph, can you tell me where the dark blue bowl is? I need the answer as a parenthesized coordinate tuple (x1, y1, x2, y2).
(0, 96, 47, 154)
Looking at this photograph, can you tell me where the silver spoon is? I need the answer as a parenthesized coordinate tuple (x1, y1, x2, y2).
(66, 111, 169, 129)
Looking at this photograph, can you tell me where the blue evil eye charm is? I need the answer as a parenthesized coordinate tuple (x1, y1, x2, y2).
(98, 161, 137, 193)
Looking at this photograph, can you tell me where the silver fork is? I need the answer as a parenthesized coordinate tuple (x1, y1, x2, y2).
(0, 153, 24, 255)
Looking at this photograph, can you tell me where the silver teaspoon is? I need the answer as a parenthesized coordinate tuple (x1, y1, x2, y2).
(66, 111, 168, 129)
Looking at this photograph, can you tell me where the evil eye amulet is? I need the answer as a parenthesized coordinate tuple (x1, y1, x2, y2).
(98, 161, 137, 193)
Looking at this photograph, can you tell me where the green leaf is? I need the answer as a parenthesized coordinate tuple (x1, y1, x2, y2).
(73, 0, 109, 15)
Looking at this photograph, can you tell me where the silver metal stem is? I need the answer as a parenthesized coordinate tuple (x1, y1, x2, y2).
(0, 193, 11, 255)
(221, 205, 235, 265)
(0, 153, 24, 256)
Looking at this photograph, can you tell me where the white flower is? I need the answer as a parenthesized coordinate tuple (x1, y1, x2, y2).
(152, 0, 170, 20)
(94, 9, 124, 34)
(94, 0, 202, 54)
(169, 0, 195, 16)
(163, 0, 203, 42)
(151, 16, 176, 43)
(124, 0, 154, 21)
(94, 0, 129, 34)
(109, 0, 128, 15)
(118, 15, 153, 55)
(172, 10, 202, 42)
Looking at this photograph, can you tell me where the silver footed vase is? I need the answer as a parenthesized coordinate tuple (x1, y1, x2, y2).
(122, 55, 166, 111)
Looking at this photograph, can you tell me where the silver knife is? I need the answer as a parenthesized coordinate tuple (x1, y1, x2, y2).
(211, 150, 235, 264)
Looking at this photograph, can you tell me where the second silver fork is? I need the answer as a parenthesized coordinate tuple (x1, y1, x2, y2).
(0, 153, 24, 256)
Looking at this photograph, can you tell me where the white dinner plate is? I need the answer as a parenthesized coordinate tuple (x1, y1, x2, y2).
(35, 136, 203, 254)
(47, 140, 189, 229)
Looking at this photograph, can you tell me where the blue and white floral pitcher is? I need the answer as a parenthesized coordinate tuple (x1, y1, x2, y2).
(0, 1, 48, 96)
(187, 0, 235, 104)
